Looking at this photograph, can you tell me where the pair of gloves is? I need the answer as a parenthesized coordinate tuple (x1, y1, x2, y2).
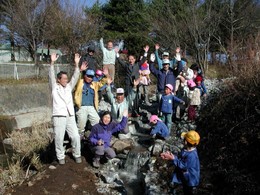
(149, 53, 181, 62)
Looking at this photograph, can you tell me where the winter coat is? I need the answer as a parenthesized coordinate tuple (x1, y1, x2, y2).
(89, 116, 127, 148)
(74, 76, 107, 110)
(160, 94, 184, 114)
(172, 148, 200, 187)
(106, 86, 136, 122)
(150, 63, 177, 93)
(79, 54, 98, 71)
(188, 88, 201, 106)
(150, 121, 169, 138)
(49, 65, 80, 116)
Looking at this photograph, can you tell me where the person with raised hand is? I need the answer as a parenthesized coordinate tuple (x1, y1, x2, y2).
(89, 110, 128, 168)
(49, 53, 87, 165)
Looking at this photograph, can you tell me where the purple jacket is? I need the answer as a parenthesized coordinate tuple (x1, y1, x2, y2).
(89, 116, 127, 148)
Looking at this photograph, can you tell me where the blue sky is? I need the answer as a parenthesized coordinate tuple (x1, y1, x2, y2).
(82, 0, 108, 7)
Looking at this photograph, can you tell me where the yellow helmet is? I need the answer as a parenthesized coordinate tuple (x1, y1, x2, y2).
(181, 130, 200, 145)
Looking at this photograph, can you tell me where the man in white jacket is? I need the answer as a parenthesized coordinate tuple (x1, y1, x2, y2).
(49, 53, 87, 165)
(100, 37, 117, 81)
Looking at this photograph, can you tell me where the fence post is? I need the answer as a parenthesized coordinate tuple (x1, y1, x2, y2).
(14, 62, 19, 80)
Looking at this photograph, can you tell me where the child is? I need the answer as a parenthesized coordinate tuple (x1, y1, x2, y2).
(149, 115, 169, 139)
(160, 130, 200, 195)
(93, 69, 107, 102)
(139, 59, 152, 106)
(159, 84, 185, 133)
(187, 80, 201, 122)
(194, 75, 206, 97)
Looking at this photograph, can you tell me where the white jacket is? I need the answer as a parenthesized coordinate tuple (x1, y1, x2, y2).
(100, 38, 116, 65)
(49, 65, 80, 116)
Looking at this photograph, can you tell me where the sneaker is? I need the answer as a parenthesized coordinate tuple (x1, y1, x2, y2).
(93, 159, 100, 168)
(59, 159, 65, 165)
(75, 157, 82, 164)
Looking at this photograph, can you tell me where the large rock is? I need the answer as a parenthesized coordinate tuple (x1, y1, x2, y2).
(112, 139, 134, 153)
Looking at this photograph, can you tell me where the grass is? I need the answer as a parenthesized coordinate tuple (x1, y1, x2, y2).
(0, 77, 48, 85)
(205, 64, 231, 79)
(0, 120, 51, 193)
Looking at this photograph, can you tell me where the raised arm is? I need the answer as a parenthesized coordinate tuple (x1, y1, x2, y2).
(69, 53, 87, 90)
(99, 37, 105, 52)
(155, 44, 163, 69)
(49, 53, 59, 88)
(106, 77, 116, 104)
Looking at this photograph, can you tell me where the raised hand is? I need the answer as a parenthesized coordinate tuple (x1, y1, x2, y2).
(155, 44, 160, 50)
(150, 53, 155, 62)
(106, 76, 113, 85)
(133, 78, 140, 87)
(80, 61, 88, 71)
(50, 53, 59, 65)
(114, 47, 119, 53)
(74, 53, 81, 67)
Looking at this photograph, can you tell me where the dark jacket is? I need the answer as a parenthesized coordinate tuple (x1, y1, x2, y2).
(79, 54, 98, 71)
(150, 63, 177, 93)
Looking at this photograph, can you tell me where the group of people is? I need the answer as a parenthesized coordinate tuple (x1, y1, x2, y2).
(49, 39, 205, 195)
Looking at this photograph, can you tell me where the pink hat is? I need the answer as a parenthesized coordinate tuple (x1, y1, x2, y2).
(150, 115, 162, 123)
(187, 80, 196, 88)
(165, 84, 173, 91)
(95, 69, 103, 76)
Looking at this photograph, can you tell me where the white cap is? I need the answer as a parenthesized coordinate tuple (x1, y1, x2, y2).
(116, 88, 124, 94)
(162, 52, 169, 56)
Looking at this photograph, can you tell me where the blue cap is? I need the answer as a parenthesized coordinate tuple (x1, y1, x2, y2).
(85, 69, 95, 76)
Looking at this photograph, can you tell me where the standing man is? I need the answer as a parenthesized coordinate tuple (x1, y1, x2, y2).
(49, 53, 87, 165)
(74, 68, 108, 135)
(79, 45, 98, 71)
(100, 38, 117, 81)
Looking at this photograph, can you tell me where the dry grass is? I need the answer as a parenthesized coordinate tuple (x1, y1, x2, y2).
(0, 78, 48, 85)
(0, 120, 51, 192)
(205, 64, 231, 79)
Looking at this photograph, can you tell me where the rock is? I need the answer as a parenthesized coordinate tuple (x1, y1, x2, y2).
(100, 171, 119, 184)
(27, 181, 34, 187)
(118, 132, 131, 140)
(112, 139, 134, 153)
(48, 165, 56, 170)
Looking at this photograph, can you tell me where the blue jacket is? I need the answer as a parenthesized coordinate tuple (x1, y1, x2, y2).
(150, 63, 177, 93)
(89, 116, 127, 148)
(172, 148, 200, 187)
(160, 94, 183, 114)
(150, 121, 169, 138)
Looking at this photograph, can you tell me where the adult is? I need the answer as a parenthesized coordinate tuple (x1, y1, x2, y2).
(49, 53, 87, 165)
(115, 45, 149, 116)
(100, 38, 117, 81)
(149, 56, 179, 101)
(106, 77, 139, 133)
(79, 45, 98, 71)
(74, 68, 108, 135)
(89, 110, 128, 168)
(155, 43, 174, 69)
(115, 45, 148, 96)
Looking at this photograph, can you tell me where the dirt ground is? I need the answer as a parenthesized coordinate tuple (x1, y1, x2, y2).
(5, 156, 101, 195)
